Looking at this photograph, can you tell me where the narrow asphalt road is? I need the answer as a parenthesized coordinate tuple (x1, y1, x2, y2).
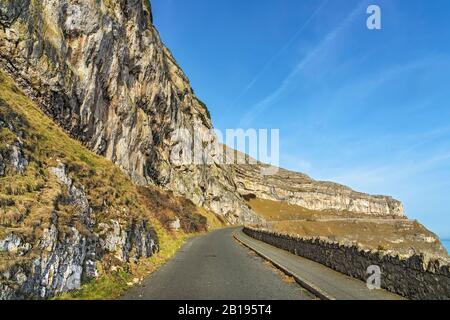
(120, 228, 314, 300)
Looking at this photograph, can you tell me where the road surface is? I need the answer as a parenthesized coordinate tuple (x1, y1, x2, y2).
(121, 227, 403, 300)
(120, 228, 314, 300)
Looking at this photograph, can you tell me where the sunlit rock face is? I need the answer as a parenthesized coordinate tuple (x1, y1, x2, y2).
(234, 164, 405, 218)
(224, 147, 405, 218)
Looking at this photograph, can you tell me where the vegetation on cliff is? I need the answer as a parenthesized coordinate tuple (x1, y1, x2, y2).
(0, 70, 222, 299)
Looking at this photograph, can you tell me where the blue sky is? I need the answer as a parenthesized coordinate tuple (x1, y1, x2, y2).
(151, 0, 450, 239)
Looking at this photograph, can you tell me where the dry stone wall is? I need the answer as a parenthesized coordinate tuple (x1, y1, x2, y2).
(244, 227, 450, 300)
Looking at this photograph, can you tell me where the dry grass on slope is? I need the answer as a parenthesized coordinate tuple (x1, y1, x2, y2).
(271, 220, 447, 257)
(247, 198, 447, 257)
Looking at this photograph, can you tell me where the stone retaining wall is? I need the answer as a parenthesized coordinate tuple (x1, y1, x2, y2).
(243, 227, 450, 300)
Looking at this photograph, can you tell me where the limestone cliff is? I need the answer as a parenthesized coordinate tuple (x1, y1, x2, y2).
(0, 70, 219, 299)
(224, 147, 404, 218)
(234, 164, 404, 218)
(0, 0, 258, 224)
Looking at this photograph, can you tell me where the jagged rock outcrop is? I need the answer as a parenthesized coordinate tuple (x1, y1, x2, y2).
(0, 0, 258, 224)
(0, 120, 28, 176)
(1, 217, 158, 299)
(223, 146, 404, 218)
(234, 164, 405, 218)
(0, 161, 159, 300)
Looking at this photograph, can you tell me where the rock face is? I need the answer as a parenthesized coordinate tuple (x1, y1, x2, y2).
(0, 161, 159, 300)
(235, 164, 405, 218)
(1, 217, 158, 300)
(0, 0, 258, 224)
(0, 117, 28, 177)
(0, 70, 166, 299)
(225, 147, 404, 218)
(1, 66, 230, 299)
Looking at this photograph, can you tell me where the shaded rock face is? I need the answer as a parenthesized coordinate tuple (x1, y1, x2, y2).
(234, 164, 405, 218)
(0, 0, 259, 224)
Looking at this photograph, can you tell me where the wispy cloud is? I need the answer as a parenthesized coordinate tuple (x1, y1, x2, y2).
(232, 0, 330, 107)
(395, 125, 450, 160)
(309, 55, 441, 127)
(321, 149, 450, 192)
(239, 1, 368, 127)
